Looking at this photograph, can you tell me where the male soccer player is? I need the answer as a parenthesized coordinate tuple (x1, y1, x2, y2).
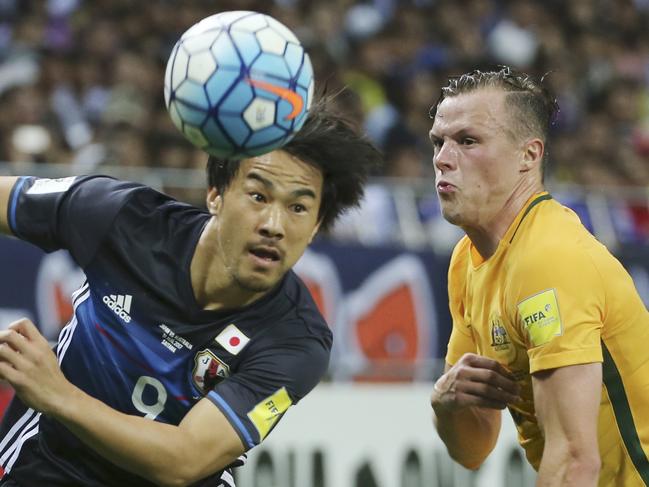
(0, 100, 380, 486)
(428, 67, 649, 486)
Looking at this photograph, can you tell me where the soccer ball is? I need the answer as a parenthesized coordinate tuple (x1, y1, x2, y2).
(164, 11, 314, 159)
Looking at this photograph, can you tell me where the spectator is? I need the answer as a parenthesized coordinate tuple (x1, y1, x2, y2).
(0, 0, 647, 193)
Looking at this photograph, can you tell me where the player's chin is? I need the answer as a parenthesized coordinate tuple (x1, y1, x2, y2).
(236, 269, 283, 293)
(440, 206, 462, 225)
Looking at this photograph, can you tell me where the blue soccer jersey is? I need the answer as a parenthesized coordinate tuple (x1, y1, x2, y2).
(0, 176, 332, 487)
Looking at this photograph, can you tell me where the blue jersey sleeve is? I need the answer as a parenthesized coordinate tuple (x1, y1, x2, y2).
(207, 330, 330, 450)
(8, 176, 144, 267)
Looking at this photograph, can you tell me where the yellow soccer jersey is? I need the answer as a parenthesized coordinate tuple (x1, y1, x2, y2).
(445, 192, 649, 486)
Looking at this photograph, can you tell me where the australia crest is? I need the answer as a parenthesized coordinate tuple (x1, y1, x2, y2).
(490, 314, 511, 351)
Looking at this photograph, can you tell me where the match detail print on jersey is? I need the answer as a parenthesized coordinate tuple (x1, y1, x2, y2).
(247, 387, 292, 440)
(518, 288, 563, 347)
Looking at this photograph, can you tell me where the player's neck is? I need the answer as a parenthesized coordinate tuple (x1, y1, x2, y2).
(464, 181, 545, 260)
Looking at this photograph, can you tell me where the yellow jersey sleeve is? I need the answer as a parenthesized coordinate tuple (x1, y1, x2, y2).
(445, 238, 477, 365)
(511, 239, 604, 373)
(446, 321, 476, 365)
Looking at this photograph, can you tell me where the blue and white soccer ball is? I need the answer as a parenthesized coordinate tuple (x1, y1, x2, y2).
(164, 11, 314, 159)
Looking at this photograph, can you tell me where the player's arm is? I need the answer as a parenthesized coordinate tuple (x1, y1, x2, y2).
(430, 354, 520, 470)
(0, 177, 20, 235)
(60, 393, 244, 487)
(533, 363, 602, 487)
(0, 319, 244, 487)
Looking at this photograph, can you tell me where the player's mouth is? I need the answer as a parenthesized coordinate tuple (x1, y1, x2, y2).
(248, 245, 282, 267)
(436, 180, 456, 193)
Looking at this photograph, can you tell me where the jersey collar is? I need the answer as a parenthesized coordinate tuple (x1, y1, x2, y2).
(504, 191, 553, 244)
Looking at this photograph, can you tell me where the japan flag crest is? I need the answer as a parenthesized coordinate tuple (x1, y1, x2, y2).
(215, 324, 250, 355)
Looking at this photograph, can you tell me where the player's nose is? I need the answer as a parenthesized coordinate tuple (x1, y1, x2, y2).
(259, 204, 285, 239)
(434, 140, 458, 171)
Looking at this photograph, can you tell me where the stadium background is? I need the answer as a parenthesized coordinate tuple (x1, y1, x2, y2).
(0, 0, 648, 486)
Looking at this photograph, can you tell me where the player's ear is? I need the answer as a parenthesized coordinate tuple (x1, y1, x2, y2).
(206, 187, 222, 215)
(520, 138, 544, 173)
(308, 219, 322, 244)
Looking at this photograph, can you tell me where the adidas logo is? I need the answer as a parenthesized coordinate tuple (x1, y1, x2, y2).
(102, 294, 132, 323)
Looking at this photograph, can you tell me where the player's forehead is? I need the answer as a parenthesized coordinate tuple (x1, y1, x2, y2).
(430, 88, 507, 138)
(239, 151, 323, 195)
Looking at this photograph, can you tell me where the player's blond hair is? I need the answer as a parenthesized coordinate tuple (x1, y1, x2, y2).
(430, 66, 558, 145)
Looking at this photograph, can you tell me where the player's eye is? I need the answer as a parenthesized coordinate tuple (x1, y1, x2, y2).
(461, 137, 477, 146)
(292, 203, 307, 213)
(250, 192, 266, 203)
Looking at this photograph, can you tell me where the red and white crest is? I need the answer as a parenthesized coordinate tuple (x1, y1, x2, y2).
(193, 349, 230, 394)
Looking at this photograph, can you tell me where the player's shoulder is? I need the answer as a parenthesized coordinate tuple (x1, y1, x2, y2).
(74, 175, 204, 226)
(449, 235, 472, 265)
(71, 175, 206, 265)
(447, 235, 472, 280)
(252, 270, 332, 348)
(68, 174, 146, 197)
(46, 175, 171, 216)
(510, 197, 611, 274)
(282, 271, 331, 336)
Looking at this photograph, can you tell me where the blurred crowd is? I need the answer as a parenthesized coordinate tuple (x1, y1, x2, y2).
(1, 0, 649, 203)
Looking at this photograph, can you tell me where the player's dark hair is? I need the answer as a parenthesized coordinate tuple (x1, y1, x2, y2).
(207, 95, 382, 232)
(430, 66, 558, 148)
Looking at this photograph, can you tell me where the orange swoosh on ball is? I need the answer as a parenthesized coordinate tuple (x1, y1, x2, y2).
(245, 78, 304, 120)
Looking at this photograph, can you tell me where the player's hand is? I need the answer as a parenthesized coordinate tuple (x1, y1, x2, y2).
(0, 318, 74, 415)
(431, 353, 520, 413)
